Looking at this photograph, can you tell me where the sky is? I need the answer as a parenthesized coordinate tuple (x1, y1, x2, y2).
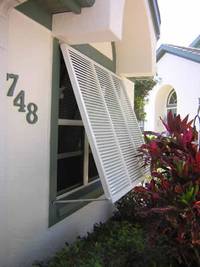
(157, 0, 200, 47)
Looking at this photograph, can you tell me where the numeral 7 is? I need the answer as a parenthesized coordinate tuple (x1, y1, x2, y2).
(6, 73, 19, 97)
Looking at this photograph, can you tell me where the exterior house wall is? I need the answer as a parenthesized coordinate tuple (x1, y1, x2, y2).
(145, 53, 200, 131)
(122, 77, 135, 108)
(90, 42, 113, 60)
(0, 11, 9, 267)
(116, 0, 157, 77)
(0, 0, 159, 265)
(52, 0, 126, 44)
(1, 10, 113, 267)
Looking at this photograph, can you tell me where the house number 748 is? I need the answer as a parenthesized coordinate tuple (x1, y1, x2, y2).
(6, 73, 38, 124)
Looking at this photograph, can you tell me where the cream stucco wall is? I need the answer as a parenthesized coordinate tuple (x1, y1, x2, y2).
(0, 10, 113, 267)
(116, 0, 157, 77)
(52, 0, 125, 44)
(89, 42, 113, 60)
(53, 0, 157, 77)
(122, 77, 135, 108)
(0, 0, 157, 264)
(145, 53, 200, 131)
(0, 11, 9, 267)
(0, 13, 9, 266)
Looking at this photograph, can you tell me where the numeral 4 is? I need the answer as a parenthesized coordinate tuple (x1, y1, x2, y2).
(13, 90, 26, 112)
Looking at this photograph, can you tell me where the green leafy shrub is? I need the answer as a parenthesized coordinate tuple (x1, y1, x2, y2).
(33, 220, 173, 267)
(134, 78, 157, 121)
(35, 113, 200, 267)
(117, 113, 200, 267)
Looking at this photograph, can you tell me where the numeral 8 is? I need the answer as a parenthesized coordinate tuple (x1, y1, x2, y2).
(26, 103, 38, 124)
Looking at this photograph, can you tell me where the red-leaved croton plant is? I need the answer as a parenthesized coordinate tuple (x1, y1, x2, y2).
(134, 112, 200, 266)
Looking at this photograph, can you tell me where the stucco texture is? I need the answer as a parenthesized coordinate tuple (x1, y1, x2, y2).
(1, 10, 113, 267)
(145, 53, 200, 131)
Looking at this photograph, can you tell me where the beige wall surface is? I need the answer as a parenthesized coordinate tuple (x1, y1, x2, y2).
(90, 42, 113, 60)
(0, 0, 158, 264)
(53, 0, 157, 77)
(52, 0, 125, 44)
(0, 10, 113, 267)
(116, 0, 157, 77)
(0, 11, 9, 267)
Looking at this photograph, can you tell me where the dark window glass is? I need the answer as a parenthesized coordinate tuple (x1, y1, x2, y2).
(59, 52, 81, 120)
(59, 85, 81, 120)
(167, 90, 177, 117)
(58, 126, 84, 154)
(167, 90, 177, 107)
(57, 156, 83, 193)
(168, 92, 177, 105)
(56, 52, 99, 195)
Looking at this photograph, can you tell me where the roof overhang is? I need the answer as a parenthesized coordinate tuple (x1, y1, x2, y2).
(189, 35, 200, 48)
(148, 0, 161, 40)
(157, 44, 200, 64)
(52, 0, 126, 43)
(32, 0, 95, 14)
(14, 0, 160, 77)
(52, 0, 160, 77)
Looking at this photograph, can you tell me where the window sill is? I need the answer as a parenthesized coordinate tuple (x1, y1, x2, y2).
(49, 180, 103, 227)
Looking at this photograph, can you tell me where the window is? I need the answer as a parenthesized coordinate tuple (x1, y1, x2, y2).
(166, 89, 177, 116)
(60, 44, 145, 203)
(57, 54, 99, 196)
(49, 40, 103, 226)
(49, 41, 145, 226)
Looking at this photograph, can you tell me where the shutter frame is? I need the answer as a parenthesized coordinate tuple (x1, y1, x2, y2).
(60, 44, 145, 203)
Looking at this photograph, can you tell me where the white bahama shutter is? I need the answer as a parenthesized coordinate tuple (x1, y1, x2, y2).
(61, 44, 145, 203)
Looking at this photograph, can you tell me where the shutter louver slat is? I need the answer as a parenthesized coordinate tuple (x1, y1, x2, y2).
(61, 44, 145, 203)
(94, 66, 142, 184)
(112, 76, 149, 176)
(112, 76, 144, 148)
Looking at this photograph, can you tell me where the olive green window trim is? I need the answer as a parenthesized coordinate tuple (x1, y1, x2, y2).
(49, 39, 106, 227)
(50, 180, 103, 226)
(72, 43, 116, 73)
(49, 38, 60, 226)
(111, 42, 117, 73)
